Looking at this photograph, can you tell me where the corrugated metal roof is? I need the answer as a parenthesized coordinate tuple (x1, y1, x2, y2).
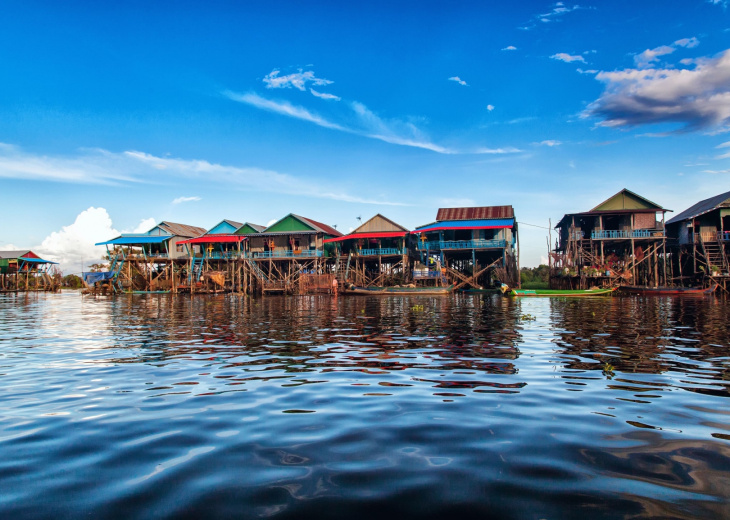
(436, 206, 514, 221)
(156, 221, 207, 237)
(245, 223, 266, 232)
(294, 215, 343, 237)
(590, 189, 665, 212)
(666, 190, 730, 225)
(223, 219, 243, 228)
(0, 250, 31, 259)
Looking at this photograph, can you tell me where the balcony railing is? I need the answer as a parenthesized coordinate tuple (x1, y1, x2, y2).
(354, 248, 406, 256)
(591, 230, 661, 239)
(252, 250, 323, 259)
(413, 269, 444, 279)
(416, 239, 507, 251)
(720, 232, 730, 241)
(692, 231, 729, 243)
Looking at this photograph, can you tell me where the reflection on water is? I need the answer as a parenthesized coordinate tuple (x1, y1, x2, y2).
(0, 292, 728, 519)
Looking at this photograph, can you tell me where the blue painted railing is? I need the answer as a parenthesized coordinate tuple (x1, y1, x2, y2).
(355, 248, 406, 256)
(416, 239, 506, 251)
(253, 250, 323, 258)
(413, 269, 445, 279)
(720, 232, 730, 241)
(591, 230, 659, 239)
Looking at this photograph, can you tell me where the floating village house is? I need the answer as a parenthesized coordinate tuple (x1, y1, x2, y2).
(0, 250, 58, 292)
(665, 189, 730, 287)
(95, 221, 206, 292)
(239, 214, 342, 293)
(552, 189, 670, 288)
(324, 214, 410, 287)
(411, 206, 519, 289)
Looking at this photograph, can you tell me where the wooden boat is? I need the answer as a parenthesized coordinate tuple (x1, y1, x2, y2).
(509, 287, 617, 297)
(458, 288, 501, 294)
(619, 284, 716, 295)
(344, 285, 454, 295)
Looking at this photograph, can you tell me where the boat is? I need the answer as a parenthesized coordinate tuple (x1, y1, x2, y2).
(458, 287, 501, 294)
(619, 284, 716, 295)
(508, 287, 617, 297)
(344, 285, 454, 295)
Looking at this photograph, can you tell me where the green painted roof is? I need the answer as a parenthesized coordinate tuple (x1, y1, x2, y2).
(591, 189, 664, 212)
(265, 214, 317, 233)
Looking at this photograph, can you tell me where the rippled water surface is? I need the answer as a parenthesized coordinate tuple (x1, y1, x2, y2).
(1, 292, 729, 519)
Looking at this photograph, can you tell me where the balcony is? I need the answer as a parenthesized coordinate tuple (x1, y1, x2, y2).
(252, 249, 323, 259)
(591, 230, 662, 239)
(354, 248, 406, 256)
(692, 231, 729, 243)
(413, 269, 444, 279)
(416, 239, 507, 251)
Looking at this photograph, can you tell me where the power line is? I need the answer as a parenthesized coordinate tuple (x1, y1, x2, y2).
(516, 221, 551, 230)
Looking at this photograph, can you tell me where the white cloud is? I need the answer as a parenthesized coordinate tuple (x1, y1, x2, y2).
(224, 91, 346, 131)
(172, 196, 201, 204)
(0, 142, 138, 185)
(266, 219, 277, 227)
(675, 37, 699, 49)
(36, 207, 118, 274)
(124, 218, 157, 234)
(537, 140, 562, 146)
(0, 243, 19, 250)
(448, 76, 468, 86)
(634, 38, 700, 68)
(502, 46, 517, 51)
(473, 146, 522, 154)
(486, 104, 495, 111)
(715, 151, 730, 159)
(523, 3, 585, 28)
(584, 49, 730, 132)
(550, 53, 586, 63)
(715, 141, 730, 148)
(263, 69, 333, 91)
(702, 169, 730, 173)
(310, 89, 341, 101)
(577, 68, 598, 74)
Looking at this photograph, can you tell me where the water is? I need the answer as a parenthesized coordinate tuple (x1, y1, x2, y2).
(0, 292, 728, 519)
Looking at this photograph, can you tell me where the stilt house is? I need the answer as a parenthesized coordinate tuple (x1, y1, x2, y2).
(552, 189, 669, 288)
(665, 190, 730, 284)
(323, 214, 409, 287)
(412, 206, 519, 289)
(0, 250, 58, 292)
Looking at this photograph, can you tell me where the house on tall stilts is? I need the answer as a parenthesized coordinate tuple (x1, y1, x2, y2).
(95, 221, 206, 293)
(240, 214, 342, 293)
(412, 206, 519, 289)
(0, 250, 58, 292)
(551, 189, 670, 289)
(665, 190, 730, 289)
(324, 214, 410, 287)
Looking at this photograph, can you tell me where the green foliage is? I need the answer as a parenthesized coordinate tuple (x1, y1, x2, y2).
(520, 264, 549, 285)
(62, 274, 83, 289)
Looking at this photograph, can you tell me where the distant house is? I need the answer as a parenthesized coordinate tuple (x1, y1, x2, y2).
(552, 189, 670, 287)
(97, 221, 207, 260)
(247, 214, 342, 259)
(412, 205, 519, 288)
(666, 190, 730, 279)
(0, 250, 56, 274)
(323, 214, 409, 287)
(178, 219, 246, 260)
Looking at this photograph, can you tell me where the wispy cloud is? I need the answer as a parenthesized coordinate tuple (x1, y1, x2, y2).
(634, 37, 699, 68)
(536, 140, 562, 146)
(486, 104, 495, 111)
(310, 89, 341, 101)
(716, 141, 730, 148)
(263, 69, 333, 91)
(521, 2, 588, 29)
(172, 196, 201, 204)
(226, 90, 521, 155)
(550, 53, 586, 63)
(502, 45, 517, 51)
(576, 68, 598, 74)
(702, 169, 730, 173)
(223, 91, 345, 131)
(448, 76, 468, 86)
(584, 48, 730, 132)
(0, 143, 407, 206)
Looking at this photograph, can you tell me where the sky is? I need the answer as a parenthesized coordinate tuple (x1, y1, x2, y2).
(2, 0, 730, 272)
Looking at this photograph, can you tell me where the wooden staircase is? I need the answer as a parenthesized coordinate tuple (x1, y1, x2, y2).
(700, 235, 728, 273)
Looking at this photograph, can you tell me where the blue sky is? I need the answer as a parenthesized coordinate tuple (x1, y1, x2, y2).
(1, 0, 729, 271)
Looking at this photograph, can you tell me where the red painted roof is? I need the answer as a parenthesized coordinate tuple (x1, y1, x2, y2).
(298, 216, 343, 237)
(179, 235, 246, 244)
(324, 231, 407, 243)
(436, 206, 514, 221)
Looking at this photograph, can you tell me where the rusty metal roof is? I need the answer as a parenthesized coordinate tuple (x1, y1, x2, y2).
(295, 215, 343, 237)
(436, 206, 514, 221)
(157, 221, 207, 238)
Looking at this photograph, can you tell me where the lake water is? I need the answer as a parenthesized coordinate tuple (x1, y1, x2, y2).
(1, 292, 728, 519)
